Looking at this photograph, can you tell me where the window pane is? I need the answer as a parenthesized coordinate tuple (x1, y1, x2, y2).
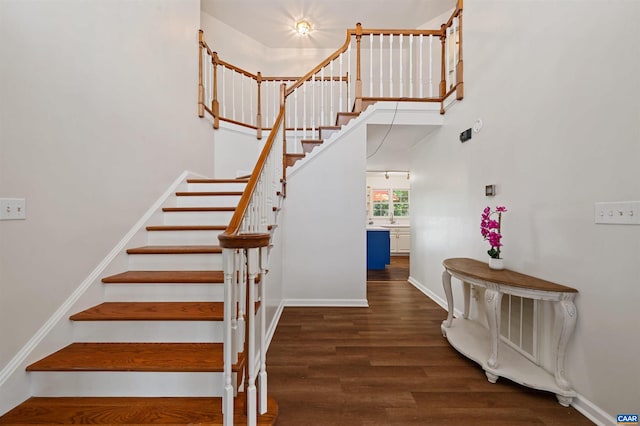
(394, 203, 409, 216)
(373, 204, 389, 217)
(393, 190, 409, 203)
(373, 190, 390, 202)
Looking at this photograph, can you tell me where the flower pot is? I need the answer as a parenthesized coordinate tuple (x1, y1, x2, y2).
(488, 258, 504, 270)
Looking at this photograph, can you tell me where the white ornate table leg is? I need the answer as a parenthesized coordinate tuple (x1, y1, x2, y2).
(484, 284, 502, 382)
(553, 293, 577, 406)
(463, 281, 471, 319)
(441, 270, 454, 335)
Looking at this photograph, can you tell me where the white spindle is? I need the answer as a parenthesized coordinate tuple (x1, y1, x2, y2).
(347, 42, 351, 111)
(409, 34, 413, 98)
(453, 17, 459, 88)
(444, 28, 451, 92)
(241, 74, 245, 123)
(249, 76, 253, 124)
(320, 66, 325, 126)
(399, 34, 403, 97)
(222, 249, 234, 426)
(389, 34, 393, 97)
(246, 248, 258, 426)
(303, 82, 307, 139)
(330, 60, 335, 126)
(369, 33, 373, 96)
(258, 245, 268, 414)
(429, 35, 433, 97)
(312, 76, 316, 135)
(232, 71, 236, 120)
(339, 53, 343, 113)
(379, 34, 384, 97)
(294, 88, 298, 138)
(419, 34, 424, 97)
(265, 81, 270, 128)
(221, 66, 226, 117)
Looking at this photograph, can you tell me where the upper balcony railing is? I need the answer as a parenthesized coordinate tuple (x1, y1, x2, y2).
(198, 0, 463, 148)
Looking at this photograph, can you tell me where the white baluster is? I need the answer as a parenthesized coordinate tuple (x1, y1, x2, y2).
(347, 42, 351, 111)
(389, 34, 393, 97)
(258, 245, 269, 414)
(429, 35, 433, 97)
(369, 33, 373, 97)
(246, 248, 258, 426)
(330, 60, 334, 127)
(249, 76, 253, 124)
(303, 82, 307, 139)
(399, 34, 403, 98)
(311, 76, 316, 136)
(222, 249, 235, 426)
(409, 34, 413, 98)
(453, 17, 459, 88)
(232, 71, 236, 121)
(419, 34, 424, 98)
(339, 53, 343, 114)
(221, 66, 226, 117)
(379, 34, 384, 97)
(241, 75, 245, 123)
(320, 66, 325, 127)
(294, 88, 298, 141)
(265, 81, 270, 128)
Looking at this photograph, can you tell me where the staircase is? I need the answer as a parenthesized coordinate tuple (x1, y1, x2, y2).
(285, 110, 362, 167)
(0, 178, 278, 425)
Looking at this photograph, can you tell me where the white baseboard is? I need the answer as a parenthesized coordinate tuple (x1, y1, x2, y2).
(0, 171, 195, 416)
(572, 393, 614, 426)
(283, 298, 369, 307)
(408, 275, 614, 426)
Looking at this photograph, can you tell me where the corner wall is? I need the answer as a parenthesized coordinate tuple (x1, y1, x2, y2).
(409, 1, 640, 422)
(0, 0, 214, 386)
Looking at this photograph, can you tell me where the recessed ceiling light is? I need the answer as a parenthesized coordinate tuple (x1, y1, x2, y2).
(295, 20, 311, 36)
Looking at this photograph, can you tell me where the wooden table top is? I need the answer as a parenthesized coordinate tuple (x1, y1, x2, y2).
(443, 258, 577, 293)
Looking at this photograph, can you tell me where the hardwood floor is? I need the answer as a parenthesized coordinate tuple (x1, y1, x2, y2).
(267, 256, 592, 425)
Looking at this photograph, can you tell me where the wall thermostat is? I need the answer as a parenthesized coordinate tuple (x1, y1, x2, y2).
(485, 184, 496, 196)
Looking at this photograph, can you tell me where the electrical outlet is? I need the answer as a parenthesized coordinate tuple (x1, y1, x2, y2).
(0, 198, 27, 220)
(594, 201, 639, 225)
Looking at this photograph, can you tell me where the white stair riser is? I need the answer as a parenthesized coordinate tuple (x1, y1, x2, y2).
(320, 128, 340, 140)
(147, 230, 224, 246)
(176, 195, 242, 208)
(127, 253, 223, 271)
(163, 211, 234, 226)
(73, 321, 223, 343)
(104, 283, 224, 302)
(187, 183, 246, 192)
(30, 371, 232, 397)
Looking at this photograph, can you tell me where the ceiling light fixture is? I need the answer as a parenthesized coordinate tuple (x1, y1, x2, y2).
(295, 20, 311, 36)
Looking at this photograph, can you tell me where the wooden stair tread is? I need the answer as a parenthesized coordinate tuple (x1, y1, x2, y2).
(186, 178, 249, 183)
(70, 302, 223, 321)
(162, 206, 235, 212)
(175, 191, 243, 196)
(146, 225, 227, 231)
(102, 270, 224, 284)
(0, 396, 278, 425)
(318, 125, 341, 130)
(300, 139, 322, 143)
(26, 343, 243, 372)
(126, 245, 223, 254)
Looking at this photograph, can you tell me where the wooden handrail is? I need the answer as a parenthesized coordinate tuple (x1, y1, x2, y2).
(218, 107, 285, 248)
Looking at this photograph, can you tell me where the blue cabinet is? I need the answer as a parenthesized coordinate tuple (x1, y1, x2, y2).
(367, 229, 391, 270)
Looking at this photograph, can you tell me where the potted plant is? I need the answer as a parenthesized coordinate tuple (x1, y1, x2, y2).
(480, 205, 507, 270)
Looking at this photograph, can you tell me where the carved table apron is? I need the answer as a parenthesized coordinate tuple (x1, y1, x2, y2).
(440, 258, 578, 406)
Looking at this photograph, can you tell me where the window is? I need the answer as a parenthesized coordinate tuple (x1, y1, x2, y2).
(372, 189, 410, 217)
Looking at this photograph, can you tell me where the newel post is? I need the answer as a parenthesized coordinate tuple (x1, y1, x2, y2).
(456, 0, 464, 101)
(439, 24, 447, 114)
(198, 30, 205, 118)
(212, 52, 220, 129)
(256, 72, 263, 140)
(354, 23, 363, 113)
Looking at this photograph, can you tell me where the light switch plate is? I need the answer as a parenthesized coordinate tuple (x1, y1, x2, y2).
(0, 198, 26, 220)
(594, 201, 639, 225)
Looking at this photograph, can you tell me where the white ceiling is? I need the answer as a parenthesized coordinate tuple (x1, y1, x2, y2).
(201, 0, 456, 49)
(202, 0, 455, 171)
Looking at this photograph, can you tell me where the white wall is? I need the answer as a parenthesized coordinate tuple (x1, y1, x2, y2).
(0, 0, 214, 381)
(282, 125, 368, 306)
(212, 122, 266, 178)
(409, 1, 640, 421)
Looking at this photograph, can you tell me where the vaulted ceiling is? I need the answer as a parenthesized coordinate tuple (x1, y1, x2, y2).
(201, 0, 456, 49)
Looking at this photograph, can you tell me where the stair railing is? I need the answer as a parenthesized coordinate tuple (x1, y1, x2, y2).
(198, 0, 463, 149)
(217, 104, 285, 425)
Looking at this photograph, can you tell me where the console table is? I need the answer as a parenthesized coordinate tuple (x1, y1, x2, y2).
(441, 258, 578, 406)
